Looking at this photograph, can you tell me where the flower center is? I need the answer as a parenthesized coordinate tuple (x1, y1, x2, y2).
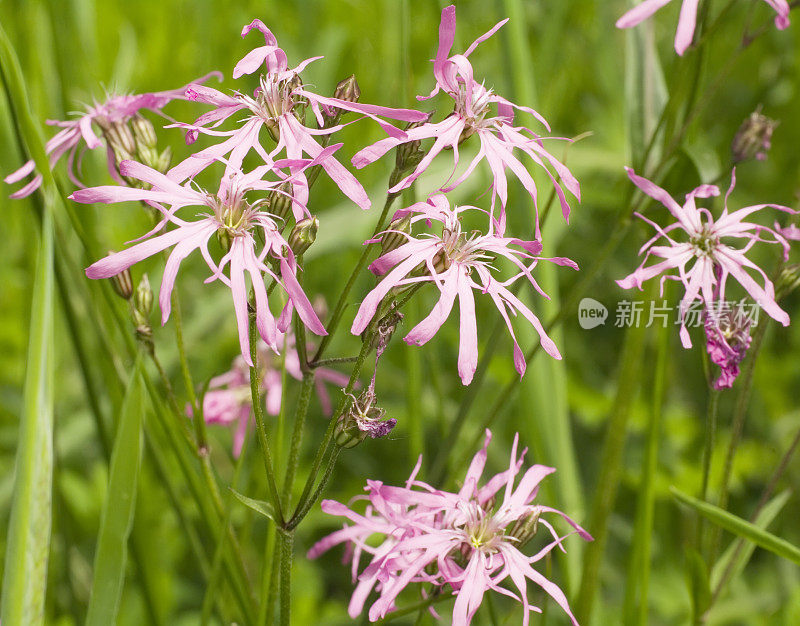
(689, 226, 718, 258)
(454, 82, 494, 141)
(239, 74, 305, 141)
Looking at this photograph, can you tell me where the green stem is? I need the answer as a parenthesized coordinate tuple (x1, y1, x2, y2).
(248, 310, 285, 524)
(291, 336, 373, 527)
(712, 320, 770, 552)
(200, 432, 250, 626)
(282, 367, 315, 510)
(698, 388, 720, 558)
(575, 291, 650, 624)
(623, 320, 669, 626)
(313, 193, 398, 362)
(279, 530, 295, 626)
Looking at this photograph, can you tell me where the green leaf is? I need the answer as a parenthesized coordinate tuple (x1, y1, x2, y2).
(711, 490, 793, 590)
(671, 487, 800, 565)
(230, 488, 277, 522)
(0, 208, 54, 626)
(85, 356, 146, 626)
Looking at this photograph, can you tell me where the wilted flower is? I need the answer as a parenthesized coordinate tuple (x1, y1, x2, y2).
(334, 387, 397, 448)
(352, 5, 580, 236)
(195, 334, 351, 457)
(309, 429, 592, 625)
(705, 303, 753, 389)
(69, 158, 331, 365)
(4, 72, 221, 198)
(168, 19, 427, 217)
(351, 194, 577, 385)
(616, 0, 790, 56)
(732, 109, 778, 163)
(617, 168, 795, 347)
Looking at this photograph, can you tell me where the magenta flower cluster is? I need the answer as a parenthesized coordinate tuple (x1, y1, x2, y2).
(350, 5, 581, 385)
(309, 430, 592, 625)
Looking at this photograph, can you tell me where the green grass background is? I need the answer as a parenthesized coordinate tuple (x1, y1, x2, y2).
(1, 0, 800, 624)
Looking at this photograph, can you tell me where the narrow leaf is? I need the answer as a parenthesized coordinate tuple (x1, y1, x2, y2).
(711, 490, 792, 590)
(0, 209, 54, 626)
(671, 487, 800, 565)
(85, 356, 146, 626)
(230, 488, 277, 522)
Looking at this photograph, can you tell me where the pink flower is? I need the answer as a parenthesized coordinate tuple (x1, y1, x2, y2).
(351, 5, 580, 236)
(351, 194, 577, 385)
(777, 223, 800, 241)
(617, 168, 795, 347)
(616, 0, 790, 56)
(4, 72, 221, 199)
(704, 303, 753, 390)
(168, 19, 427, 217)
(194, 334, 351, 456)
(308, 429, 592, 625)
(69, 158, 330, 365)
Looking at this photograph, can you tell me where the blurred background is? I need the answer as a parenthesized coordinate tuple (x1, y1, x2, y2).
(1, 0, 799, 624)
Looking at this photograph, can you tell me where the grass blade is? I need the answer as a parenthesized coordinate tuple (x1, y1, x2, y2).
(85, 355, 146, 626)
(711, 490, 792, 594)
(0, 207, 54, 626)
(671, 488, 800, 566)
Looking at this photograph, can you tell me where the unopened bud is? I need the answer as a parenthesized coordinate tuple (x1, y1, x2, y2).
(389, 114, 432, 188)
(288, 217, 318, 256)
(109, 258, 133, 300)
(732, 110, 778, 163)
(133, 274, 153, 321)
(508, 507, 542, 547)
(103, 120, 137, 157)
(333, 75, 361, 104)
(777, 262, 800, 298)
(268, 182, 294, 222)
(131, 114, 158, 150)
(380, 215, 412, 255)
(154, 146, 173, 174)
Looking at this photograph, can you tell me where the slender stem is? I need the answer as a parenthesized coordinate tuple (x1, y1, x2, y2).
(623, 320, 669, 626)
(282, 368, 315, 509)
(698, 388, 720, 557)
(173, 292, 208, 452)
(309, 356, 358, 368)
(248, 309, 285, 524)
(288, 446, 340, 530)
(200, 432, 250, 626)
(313, 193, 398, 362)
(263, 527, 281, 625)
(291, 336, 373, 526)
(279, 530, 295, 626)
(575, 296, 650, 623)
(711, 320, 770, 552)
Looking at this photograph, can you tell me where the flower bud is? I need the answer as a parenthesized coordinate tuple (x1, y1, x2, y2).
(102, 120, 137, 157)
(776, 262, 800, 298)
(508, 507, 542, 547)
(134, 274, 153, 319)
(390, 114, 432, 187)
(732, 110, 778, 163)
(131, 114, 158, 150)
(108, 256, 133, 300)
(380, 215, 412, 255)
(154, 146, 173, 174)
(288, 217, 319, 256)
(333, 75, 361, 104)
(132, 274, 154, 338)
(268, 182, 294, 222)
